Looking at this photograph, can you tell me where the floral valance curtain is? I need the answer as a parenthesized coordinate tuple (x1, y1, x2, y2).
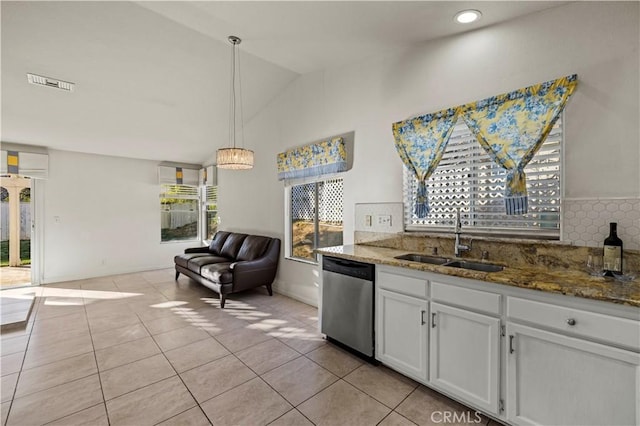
(460, 74, 577, 215)
(392, 108, 459, 218)
(392, 74, 577, 217)
(277, 137, 347, 181)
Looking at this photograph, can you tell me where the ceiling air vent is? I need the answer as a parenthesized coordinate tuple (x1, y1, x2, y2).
(27, 73, 75, 92)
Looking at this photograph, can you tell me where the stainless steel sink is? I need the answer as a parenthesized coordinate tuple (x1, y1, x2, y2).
(394, 253, 451, 265)
(443, 260, 504, 273)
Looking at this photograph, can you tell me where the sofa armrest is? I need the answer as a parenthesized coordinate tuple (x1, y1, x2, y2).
(184, 247, 210, 254)
(232, 239, 281, 292)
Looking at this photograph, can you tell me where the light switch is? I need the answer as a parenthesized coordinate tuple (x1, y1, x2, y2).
(365, 215, 373, 227)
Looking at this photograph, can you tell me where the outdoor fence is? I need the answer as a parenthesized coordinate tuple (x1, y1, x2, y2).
(0, 203, 31, 240)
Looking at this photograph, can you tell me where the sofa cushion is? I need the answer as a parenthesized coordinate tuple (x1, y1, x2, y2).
(220, 233, 248, 259)
(208, 231, 231, 255)
(175, 253, 211, 268)
(236, 236, 272, 261)
(200, 263, 234, 284)
(187, 256, 229, 273)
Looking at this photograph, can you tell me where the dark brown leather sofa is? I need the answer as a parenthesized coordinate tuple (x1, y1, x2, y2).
(174, 231, 281, 308)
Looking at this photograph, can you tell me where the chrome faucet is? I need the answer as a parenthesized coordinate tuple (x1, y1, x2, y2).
(454, 208, 471, 257)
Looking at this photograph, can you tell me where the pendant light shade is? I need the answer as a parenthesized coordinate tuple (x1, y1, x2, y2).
(216, 147, 254, 170)
(217, 35, 254, 170)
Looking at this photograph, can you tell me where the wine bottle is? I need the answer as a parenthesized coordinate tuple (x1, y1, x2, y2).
(603, 222, 623, 276)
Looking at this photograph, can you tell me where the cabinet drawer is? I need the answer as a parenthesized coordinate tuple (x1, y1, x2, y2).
(507, 297, 640, 350)
(378, 270, 428, 299)
(431, 282, 501, 316)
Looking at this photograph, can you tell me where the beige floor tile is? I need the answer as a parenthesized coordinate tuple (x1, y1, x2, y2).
(30, 312, 88, 336)
(380, 412, 419, 426)
(0, 352, 24, 376)
(306, 344, 363, 377)
(2, 401, 10, 426)
(94, 336, 161, 371)
(141, 269, 175, 284)
(215, 326, 273, 352)
(16, 352, 97, 398)
(1, 328, 30, 342)
(26, 327, 90, 349)
(297, 380, 391, 426)
(0, 335, 27, 357)
(179, 354, 255, 403)
(153, 325, 210, 352)
(269, 409, 314, 426)
(143, 314, 194, 335)
(163, 338, 229, 373)
(22, 334, 93, 369)
(198, 314, 249, 336)
(276, 325, 326, 354)
(87, 312, 141, 334)
(262, 356, 338, 406)
(157, 406, 211, 426)
(47, 403, 109, 426)
(134, 305, 179, 321)
(84, 300, 132, 318)
(106, 376, 196, 426)
(1, 373, 18, 403)
(91, 322, 149, 350)
(100, 353, 175, 400)
(35, 304, 85, 321)
(235, 339, 300, 375)
(7, 374, 103, 425)
(395, 386, 485, 426)
(200, 377, 291, 426)
(344, 364, 418, 408)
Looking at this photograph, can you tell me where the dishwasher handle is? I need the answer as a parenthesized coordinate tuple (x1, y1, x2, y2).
(322, 256, 374, 281)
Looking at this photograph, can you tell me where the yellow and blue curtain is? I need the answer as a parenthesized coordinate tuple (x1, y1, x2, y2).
(461, 74, 577, 215)
(392, 108, 459, 218)
(277, 137, 347, 181)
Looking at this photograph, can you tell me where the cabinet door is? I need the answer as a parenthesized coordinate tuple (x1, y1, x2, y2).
(429, 302, 500, 415)
(376, 289, 428, 381)
(506, 323, 640, 426)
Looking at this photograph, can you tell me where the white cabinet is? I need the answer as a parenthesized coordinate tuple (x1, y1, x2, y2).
(376, 288, 428, 381)
(506, 323, 640, 426)
(429, 302, 501, 415)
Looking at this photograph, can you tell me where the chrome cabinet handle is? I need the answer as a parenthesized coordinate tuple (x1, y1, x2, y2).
(420, 310, 426, 325)
(509, 335, 515, 354)
(566, 318, 577, 326)
(431, 313, 436, 328)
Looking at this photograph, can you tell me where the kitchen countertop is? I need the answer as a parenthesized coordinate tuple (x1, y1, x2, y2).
(317, 244, 640, 308)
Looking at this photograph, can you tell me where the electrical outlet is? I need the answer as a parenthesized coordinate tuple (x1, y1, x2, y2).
(365, 215, 373, 227)
(377, 215, 392, 227)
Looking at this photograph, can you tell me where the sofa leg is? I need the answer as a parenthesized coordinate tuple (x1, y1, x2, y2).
(175, 270, 180, 280)
(220, 294, 226, 309)
(266, 284, 273, 296)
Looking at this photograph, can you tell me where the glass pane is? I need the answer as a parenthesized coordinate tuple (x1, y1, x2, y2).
(317, 179, 343, 249)
(291, 183, 316, 260)
(161, 198, 198, 242)
(205, 208, 218, 241)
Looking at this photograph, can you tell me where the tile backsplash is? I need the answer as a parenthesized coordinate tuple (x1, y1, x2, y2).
(563, 198, 640, 250)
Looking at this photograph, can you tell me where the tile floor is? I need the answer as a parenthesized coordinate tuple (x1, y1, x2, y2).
(0, 269, 497, 426)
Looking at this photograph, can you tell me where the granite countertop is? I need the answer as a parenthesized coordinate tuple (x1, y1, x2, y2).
(317, 244, 640, 308)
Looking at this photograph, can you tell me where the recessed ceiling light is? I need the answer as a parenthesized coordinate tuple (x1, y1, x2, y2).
(454, 9, 482, 24)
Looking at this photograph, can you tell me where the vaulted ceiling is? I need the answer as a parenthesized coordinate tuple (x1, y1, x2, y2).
(1, 1, 565, 164)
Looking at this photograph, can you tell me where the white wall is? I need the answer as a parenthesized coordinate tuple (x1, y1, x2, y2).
(218, 2, 640, 305)
(41, 150, 196, 283)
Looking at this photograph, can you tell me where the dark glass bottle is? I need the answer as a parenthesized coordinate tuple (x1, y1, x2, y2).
(603, 222, 623, 276)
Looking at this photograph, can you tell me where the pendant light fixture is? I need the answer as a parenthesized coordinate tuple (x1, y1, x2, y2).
(216, 35, 254, 170)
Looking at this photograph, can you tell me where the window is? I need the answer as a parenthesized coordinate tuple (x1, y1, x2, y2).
(404, 117, 562, 237)
(202, 185, 218, 241)
(287, 177, 344, 262)
(160, 184, 199, 242)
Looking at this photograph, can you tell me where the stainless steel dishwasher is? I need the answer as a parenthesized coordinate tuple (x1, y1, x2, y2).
(321, 256, 375, 358)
